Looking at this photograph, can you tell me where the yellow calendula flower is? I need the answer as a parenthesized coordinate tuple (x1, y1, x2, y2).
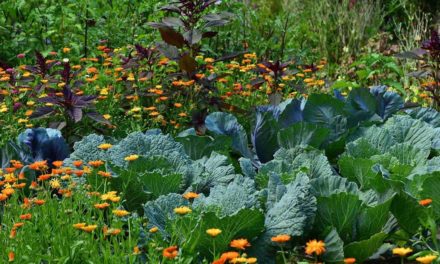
(206, 228, 222, 237)
(113, 209, 130, 217)
(98, 143, 113, 150)
(149, 226, 159, 233)
(49, 179, 61, 189)
(73, 223, 87, 230)
(81, 225, 98, 233)
(416, 254, 437, 264)
(183, 192, 199, 200)
(124, 154, 139, 161)
(392, 247, 413, 257)
(174, 206, 192, 215)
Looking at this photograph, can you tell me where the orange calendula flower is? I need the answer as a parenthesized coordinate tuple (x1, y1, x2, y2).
(230, 238, 251, 250)
(344, 258, 356, 264)
(416, 255, 437, 264)
(8, 251, 14, 262)
(88, 160, 104, 167)
(206, 228, 222, 237)
(419, 198, 433, 206)
(98, 143, 113, 150)
(174, 206, 192, 215)
(305, 239, 326, 255)
(94, 202, 110, 209)
(133, 246, 141, 255)
(52, 160, 63, 167)
(81, 225, 98, 233)
(37, 174, 51, 181)
(149, 226, 159, 233)
(392, 247, 413, 257)
(73, 223, 87, 230)
(0, 193, 8, 201)
(124, 154, 139, 161)
(98, 171, 111, 178)
(34, 199, 45, 206)
(182, 192, 199, 200)
(19, 213, 32, 220)
(271, 234, 291, 243)
(230, 257, 247, 263)
(162, 246, 178, 259)
(113, 209, 130, 217)
(9, 228, 17, 238)
(73, 160, 83, 167)
(106, 228, 121, 236)
(13, 222, 24, 229)
(74, 170, 84, 177)
(221, 252, 240, 260)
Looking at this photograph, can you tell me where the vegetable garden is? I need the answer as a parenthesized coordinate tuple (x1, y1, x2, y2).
(1, 0, 440, 263)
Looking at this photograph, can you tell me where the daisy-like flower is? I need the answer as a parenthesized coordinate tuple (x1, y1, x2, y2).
(124, 154, 139, 161)
(419, 198, 433, 206)
(149, 226, 159, 233)
(49, 179, 61, 189)
(94, 203, 110, 209)
(98, 143, 113, 150)
(344, 258, 356, 264)
(230, 238, 251, 250)
(183, 192, 199, 200)
(174, 206, 192, 215)
(162, 246, 178, 259)
(88, 160, 104, 167)
(81, 225, 98, 233)
(271, 234, 291, 243)
(19, 213, 32, 220)
(113, 209, 130, 217)
(305, 239, 326, 256)
(392, 247, 413, 257)
(206, 228, 222, 237)
(416, 255, 438, 264)
(73, 223, 87, 230)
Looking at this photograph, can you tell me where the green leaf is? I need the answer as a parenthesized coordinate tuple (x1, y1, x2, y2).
(191, 152, 239, 193)
(339, 156, 378, 190)
(144, 193, 189, 236)
(421, 174, 440, 218)
(277, 122, 330, 149)
(323, 228, 345, 263)
(357, 197, 393, 240)
(177, 209, 264, 258)
(316, 192, 362, 241)
(303, 94, 346, 127)
(310, 176, 359, 197)
(390, 192, 424, 234)
(344, 233, 387, 263)
(176, 135, 232, 160)
(265, 173, 316, 237)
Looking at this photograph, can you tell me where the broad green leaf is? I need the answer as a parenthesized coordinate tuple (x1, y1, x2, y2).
(177, 209, 264, 258)
(303, 94, 346, 127)
(357, 197, 393, 240)
(277, 122, 330, 149)
(323, 228, 345, 263)
(390, 192, 424, 234)
(421, 174, 440, 218)
(316, 192, 362, 241)
(343, 233, 387, 263)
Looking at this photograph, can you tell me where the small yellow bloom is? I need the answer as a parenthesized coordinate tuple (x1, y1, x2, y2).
(174, 206, 192, 215)
(98, 143, 113, 150)
(206, 228, 222, 237)
(246, 258, 257, 264)
(49, 179, 61, 189)
(183, 192, 199, 200)
(73, 223, 87, 229)
(80, 225, 98, 233)
(392, 247, 413, 257)
(416, 255, 437, 264)
(113, 209, 130, 217)
(124, 154, 139, 161)
(149, 226, 159, 233)
(63, 47, 71, 53)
